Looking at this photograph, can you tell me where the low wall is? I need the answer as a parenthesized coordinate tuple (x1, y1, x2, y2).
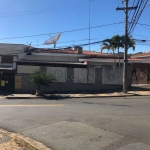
(15, 65, 132, 93)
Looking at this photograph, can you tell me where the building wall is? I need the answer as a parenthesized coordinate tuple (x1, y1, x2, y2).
(132, 64, 150, 84)
(0, 55, 17, 69)
(17, 65, 40, 73)
(15, 64, 132, 93)
(0, 44, 25, 54)
(25, 54, 80, 62)
(74, 68, 87, 83)
(47, 67, 67, 83)
(132, 68, 149, 84)
(102, 65, 123, 85)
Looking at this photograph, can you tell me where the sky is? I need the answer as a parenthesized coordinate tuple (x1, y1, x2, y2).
(0, 0, 150, 54)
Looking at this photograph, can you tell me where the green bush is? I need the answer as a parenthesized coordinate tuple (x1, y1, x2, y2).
(30, 70, 56, 90)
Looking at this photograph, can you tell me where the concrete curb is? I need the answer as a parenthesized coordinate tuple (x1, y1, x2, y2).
(6, 96, 43, 99)
(67, 94, 136, 98)
(3, 91, 150, 99)
(0, 129, 52, 150)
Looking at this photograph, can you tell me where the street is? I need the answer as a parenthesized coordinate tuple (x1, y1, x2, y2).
(0, 96, 150, 150)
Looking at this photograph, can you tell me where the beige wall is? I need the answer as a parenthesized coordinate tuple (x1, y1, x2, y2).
(102, 66, 123, 85)
(25, 54, 79, 62)
(17, 65, 40, 73)
(18, 53, 25, 60)
(0, 44, 25, 54)
(74, 68, 87, 83)
(47, 67, 67, 82)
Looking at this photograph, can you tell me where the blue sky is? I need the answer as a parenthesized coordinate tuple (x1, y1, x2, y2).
(0, 0, 150, 53)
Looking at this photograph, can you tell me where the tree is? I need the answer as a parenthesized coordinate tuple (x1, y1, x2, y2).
(101, 38, 116, 63)
(121, 35, 135, 51)
(30, 70, 56, 95)
(101, 35, 135, 65)
(111, 34, 124, 65)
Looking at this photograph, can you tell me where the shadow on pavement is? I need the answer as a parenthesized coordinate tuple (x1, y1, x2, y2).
(43, 94, 71, 100)
(129, 85, 150, 91)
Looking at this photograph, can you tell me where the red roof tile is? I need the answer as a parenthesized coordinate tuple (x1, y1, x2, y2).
(34, 48, 123, 58)
(131, 52, 150, 58)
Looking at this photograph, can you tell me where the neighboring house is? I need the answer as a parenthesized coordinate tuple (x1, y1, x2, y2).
(0, 43, 132, 93)
(130, 52, 150, 84)
(0, 43, 27, 93)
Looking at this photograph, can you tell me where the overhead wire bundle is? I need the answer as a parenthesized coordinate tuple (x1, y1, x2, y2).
(128, 0, 149, 35)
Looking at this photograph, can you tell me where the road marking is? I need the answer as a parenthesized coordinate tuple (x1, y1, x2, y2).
(0, 104, 64, 107)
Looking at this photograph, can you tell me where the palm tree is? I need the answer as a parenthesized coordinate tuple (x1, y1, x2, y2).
(121, 35, 135, 51)
(111, 35, 124, 65)
(101, 35, 135, 65)
(101, 38, 116, 63)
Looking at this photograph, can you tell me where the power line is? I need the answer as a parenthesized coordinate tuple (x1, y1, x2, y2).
(0, 1, 116, 18)
(128, 0, 136, 19)
(138, 24, 150, 30)
(133, 34, 150, 38)
(0, 22, 123, 40)
(42, 39, 150, 50)
(128, 0, 143, 32)
(128, 0, 148, 35)
(31, 30, 124, 47)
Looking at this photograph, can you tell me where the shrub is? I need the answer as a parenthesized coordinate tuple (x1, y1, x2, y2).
(30, 70, 56, 91)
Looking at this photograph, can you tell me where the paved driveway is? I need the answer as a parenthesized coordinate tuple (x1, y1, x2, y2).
(0, 96, 150, 150)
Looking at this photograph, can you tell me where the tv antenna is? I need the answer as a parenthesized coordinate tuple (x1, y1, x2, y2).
(43, 33, 62, 49)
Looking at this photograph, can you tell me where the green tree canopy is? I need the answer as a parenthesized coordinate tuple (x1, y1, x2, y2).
(101, 34, 135, 53)
(30, 70, 56, 91)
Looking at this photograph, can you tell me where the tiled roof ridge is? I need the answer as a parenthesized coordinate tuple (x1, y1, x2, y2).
(34, 48, 120, 55)
(131, 51, 150, 58)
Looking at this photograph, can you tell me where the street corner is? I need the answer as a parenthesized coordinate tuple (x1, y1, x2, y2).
(0, 129, 51, 150)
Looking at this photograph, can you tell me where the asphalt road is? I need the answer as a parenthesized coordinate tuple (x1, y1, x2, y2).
(0, 96, 150, 150)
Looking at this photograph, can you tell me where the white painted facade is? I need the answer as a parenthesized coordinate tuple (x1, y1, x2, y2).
(74, 68, 87, 83)
(47, 67, 67, 83)
(17, 65, 40, 73)
(0, 43, 26, 54)
(23, 53, 85, 62)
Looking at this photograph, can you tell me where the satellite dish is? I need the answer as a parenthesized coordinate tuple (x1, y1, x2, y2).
(43, 33, 62, 49)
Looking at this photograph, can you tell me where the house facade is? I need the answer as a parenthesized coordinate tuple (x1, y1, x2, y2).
(130, 52, 150, 84)
(0, 43, 27, 93)
(0, 44, 133, 93)
(14, 46, 132, 93)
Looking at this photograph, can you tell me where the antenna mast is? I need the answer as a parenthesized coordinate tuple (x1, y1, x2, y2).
(89, 0, 91, 51)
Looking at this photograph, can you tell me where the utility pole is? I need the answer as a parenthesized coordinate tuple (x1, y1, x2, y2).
(116, 0, 137, 93)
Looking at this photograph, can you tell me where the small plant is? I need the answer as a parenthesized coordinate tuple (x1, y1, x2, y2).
(30, 70, 56, 95)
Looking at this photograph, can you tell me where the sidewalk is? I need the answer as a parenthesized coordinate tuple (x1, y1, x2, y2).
(2, 90, 150, 99)
(0, 129, 51, 150)
(0, 85, 148, 99)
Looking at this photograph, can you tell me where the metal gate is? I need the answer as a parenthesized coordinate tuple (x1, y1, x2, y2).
(0, 73, 15, 93)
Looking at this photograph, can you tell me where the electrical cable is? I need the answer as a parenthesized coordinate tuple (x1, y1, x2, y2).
(0, 22, 123, 40)
(129, 0, 148, 35)
(129, 0, 148, 34)
(138, 23, 150, 30)
(128, 0, 136, 19)
(0, 0, 116, 18)
(128, 0, 144, 34)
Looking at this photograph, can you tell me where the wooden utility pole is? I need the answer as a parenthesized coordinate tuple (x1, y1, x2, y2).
(116, 0, 137, 93)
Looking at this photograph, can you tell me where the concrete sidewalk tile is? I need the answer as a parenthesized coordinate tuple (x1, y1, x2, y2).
(0, 129, 51, 150)
(117, 142, 150, 150)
